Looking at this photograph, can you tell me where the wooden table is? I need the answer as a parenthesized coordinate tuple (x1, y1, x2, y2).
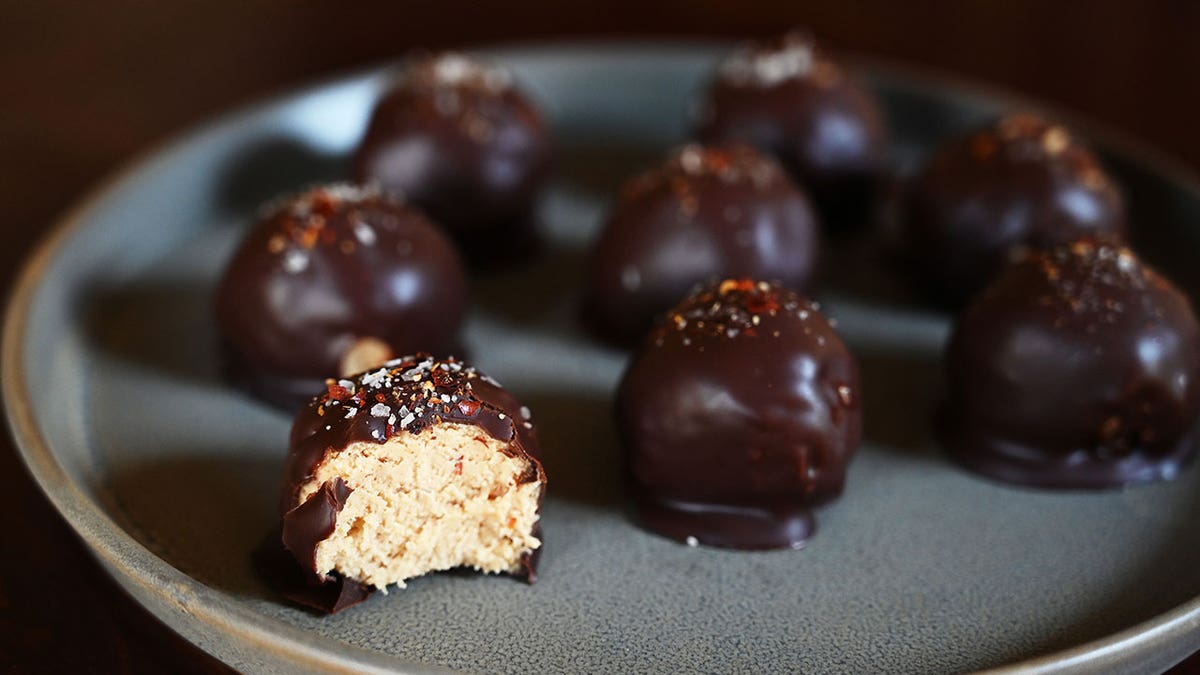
(3, 2, 1198, 671)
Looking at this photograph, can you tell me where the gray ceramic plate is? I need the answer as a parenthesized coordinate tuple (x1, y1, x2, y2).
(7, 43, 1200, 674)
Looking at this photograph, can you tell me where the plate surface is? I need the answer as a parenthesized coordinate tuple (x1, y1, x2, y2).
(7, 44, 1200, 674)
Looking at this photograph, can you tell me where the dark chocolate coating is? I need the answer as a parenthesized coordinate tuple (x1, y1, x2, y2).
(616, 279, 861, 549)
(281, 477, 353, 580)
(942, 240, 1200, 488)
(695, 31, 889, 230)
(352, 53, 552, 264)
(214, 184, 468, 409)
(280, 354, 545, 609)
(252, 529, 375, 615)
(902, 114, 1127, 306)
(586, 143, 820, 346)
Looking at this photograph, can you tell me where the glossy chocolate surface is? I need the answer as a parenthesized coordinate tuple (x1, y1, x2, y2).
(942, 240, 1200, 488)
(352, 53, 552, 264)
(586, 143, 820, 346)
(694, 31, 889, 230)
(253, 528, 375, 616)
(616, 279, 861, 549)
(214, 184, 468, 409)
(903, 114, 1127, 306)
(279, 354, 545, 612)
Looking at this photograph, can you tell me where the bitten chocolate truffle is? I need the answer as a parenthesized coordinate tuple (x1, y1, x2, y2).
(943, 240, 1200, 488)
(616, 279, 861, 549)
(352, 53, 552, 264)
(214, 184, 468, 409)
(586, 143, 820, 345)
(694, 30, 889, 230)
(902, 114, 1127, 306)
(280, 354, 545, 612)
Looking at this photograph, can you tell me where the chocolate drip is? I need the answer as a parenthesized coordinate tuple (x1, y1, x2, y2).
(516, 524, 544, 583)
(633, 493, 816, 551)
(280, 354, 542, 513)
(253, 528, 376, 615)
(288, 576, 376, 615)
(281, 478, 353, 583)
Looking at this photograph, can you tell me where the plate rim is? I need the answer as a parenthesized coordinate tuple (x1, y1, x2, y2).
(5, 40, 1200, 673)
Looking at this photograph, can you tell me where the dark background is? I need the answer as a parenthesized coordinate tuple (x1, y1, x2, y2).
(2, 2, 1199, 671)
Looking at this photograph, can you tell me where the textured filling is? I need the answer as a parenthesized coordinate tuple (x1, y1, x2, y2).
(297, 422, 541, 590)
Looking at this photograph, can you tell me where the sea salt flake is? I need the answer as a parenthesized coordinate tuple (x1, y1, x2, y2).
(371, 403, 390, 417)
(433, 54, 474, 83)
(721, 38, 815, 87)
(282, 249, 309, 273)
(352, 219, 377, 246)
(362, 369, 388, 387)
(679, 146, 704, 174)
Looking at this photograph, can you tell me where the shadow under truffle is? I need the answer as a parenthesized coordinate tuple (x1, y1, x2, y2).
(215, 135, 349, 215)
(516, 389, 622, 509)
(101, 452, 282, 601)
(84, 281, 221, 387)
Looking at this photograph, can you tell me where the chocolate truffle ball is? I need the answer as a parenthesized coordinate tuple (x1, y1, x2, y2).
(942, 240, 1200, 488)
(281, 354, 545, 613)
(616, 279, 861, 549)
(694, 30, 889, 230)
(903, 114, 1127, 306)
(585, 143, 820, 345)
(214, 184, 468, 409)
(352, 53, 552, 264)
